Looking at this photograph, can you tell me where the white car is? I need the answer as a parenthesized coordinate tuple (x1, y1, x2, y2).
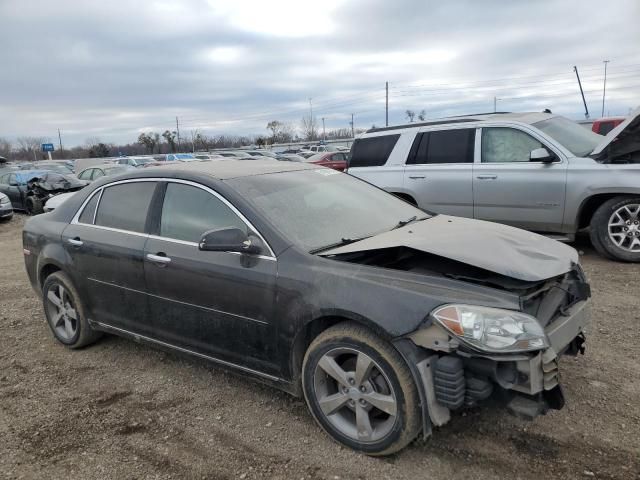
(43, 192, 76, 213)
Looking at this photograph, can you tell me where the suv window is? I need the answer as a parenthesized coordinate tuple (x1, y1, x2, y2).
(349, 134, 400, 167)
(482, 128, 544, 163)
(160, 183, 247, 243)
(95, 182, 156, 232)
(407, 129, 475, 164)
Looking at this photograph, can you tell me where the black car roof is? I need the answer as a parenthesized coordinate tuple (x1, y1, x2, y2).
(118, 159, 320, 181)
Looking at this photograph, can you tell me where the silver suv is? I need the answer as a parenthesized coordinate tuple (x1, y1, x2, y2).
(347, 110, 640, 261)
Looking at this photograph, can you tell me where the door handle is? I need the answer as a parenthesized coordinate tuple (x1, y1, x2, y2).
(476, 175, 498, 180)
(408, 175, 426, 179)
(146, 253, 171, 265)
(67, 237, 83, 247)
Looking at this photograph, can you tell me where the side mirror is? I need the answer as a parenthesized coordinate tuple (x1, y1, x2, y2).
(199, 227, 262, 254)
(530, 147, 555, 163)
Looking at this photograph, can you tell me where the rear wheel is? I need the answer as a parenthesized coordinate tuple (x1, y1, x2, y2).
(590, 196, 640, 262)
(302, 323, 421, 456)
(42, 272, 102, 348)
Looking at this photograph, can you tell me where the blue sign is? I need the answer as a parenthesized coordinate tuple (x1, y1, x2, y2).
(41, 143, 55, 152)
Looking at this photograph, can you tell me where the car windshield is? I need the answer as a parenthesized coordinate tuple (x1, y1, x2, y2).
(228, 169, 429, 252)
(533, 116, 602, 157)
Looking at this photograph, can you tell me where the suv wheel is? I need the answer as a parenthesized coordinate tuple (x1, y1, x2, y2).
(590, 196, 640, 262)
(302, 323, 421, 456)
(42, 272, 102, 348)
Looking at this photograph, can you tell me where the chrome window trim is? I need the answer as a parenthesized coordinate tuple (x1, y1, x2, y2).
(71, 177, 276, 259)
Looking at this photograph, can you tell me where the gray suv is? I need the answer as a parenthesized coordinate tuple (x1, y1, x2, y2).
(348, 110, 640, 261)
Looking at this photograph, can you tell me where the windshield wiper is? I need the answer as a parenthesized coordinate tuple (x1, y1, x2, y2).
(309, 236, 370, 255)
(391, 215, 430, 230)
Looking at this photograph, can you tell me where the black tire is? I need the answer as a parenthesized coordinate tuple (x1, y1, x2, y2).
(42, 271, 102, 348)
(25, 196, 44, 216)
(302, 322, 421, 456)
(590, 196, 640, 262)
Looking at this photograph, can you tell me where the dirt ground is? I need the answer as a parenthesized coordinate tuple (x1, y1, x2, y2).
(0, 213, 638, 480)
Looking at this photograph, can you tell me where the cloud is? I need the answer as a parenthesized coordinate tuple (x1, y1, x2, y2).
(0, 0, 638, 146)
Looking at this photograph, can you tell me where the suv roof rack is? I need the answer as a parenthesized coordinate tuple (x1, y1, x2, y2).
(365, 112, 512, 134)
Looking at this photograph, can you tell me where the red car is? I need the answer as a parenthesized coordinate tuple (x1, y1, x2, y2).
(305, 152, 348, 171)
(592, 117, 625, 136)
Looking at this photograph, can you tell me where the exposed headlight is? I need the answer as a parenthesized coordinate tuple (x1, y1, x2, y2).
(431, 304, 548, 353)
(0, 196, 9, 205)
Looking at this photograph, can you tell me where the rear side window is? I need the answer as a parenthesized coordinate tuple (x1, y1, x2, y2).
(407, 129, 475, 164)
(95, 182, 156, 232)
(349, 134, 400, 167)
(159, 183, 246, 243)
(78, 192, 101, 224)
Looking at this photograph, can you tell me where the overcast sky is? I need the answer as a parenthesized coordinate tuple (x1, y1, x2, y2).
(1, 0, 639, 147)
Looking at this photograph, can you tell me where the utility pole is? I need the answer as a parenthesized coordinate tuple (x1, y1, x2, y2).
(308, 98, 314, 140)
(493, 96, 497, 113)
(350, 113, 354, 138)
(573, 66, 590, 119)
(57, 129, 63, 157)
(176, 116, 181, 152)
(322, 117, 326, 140)
(602, 60, 610, 117)
(385, 82, 389, 127)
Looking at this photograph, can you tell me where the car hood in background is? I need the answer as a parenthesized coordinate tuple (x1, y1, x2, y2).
(591, 107, 640, 162)
(44, 191, 77, 211)
(321, 215, 578, 282)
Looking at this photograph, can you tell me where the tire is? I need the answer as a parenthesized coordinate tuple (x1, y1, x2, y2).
(302, 322, 421, 456)
(42, 271, 102, 349)
(590, 196, 640, 262)
(25, 196, 44, 216)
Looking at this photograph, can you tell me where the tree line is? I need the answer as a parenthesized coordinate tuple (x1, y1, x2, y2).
(1, 115, 363, 161)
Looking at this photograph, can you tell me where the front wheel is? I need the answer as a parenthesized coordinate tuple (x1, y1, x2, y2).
(302, 323, 421, 456)
(590, 196, 640, 262)
(25, 196, 44, 215)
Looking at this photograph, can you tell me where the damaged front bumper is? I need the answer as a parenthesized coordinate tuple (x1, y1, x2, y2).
(403, 298, 591, 432)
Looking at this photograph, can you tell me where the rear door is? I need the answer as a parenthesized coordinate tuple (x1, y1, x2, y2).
(473, 126, 567, 231)
(143, 181, 279, 375)
(403, 128, 475, 216)
(61, 180, 158, 335)
(5, 174, 25, 208)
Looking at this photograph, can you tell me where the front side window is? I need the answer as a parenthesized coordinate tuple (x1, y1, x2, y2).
(481, 128, 544, 163)
(407, 129, 475, 164)
(349, 134, 400, 167)
(159, 183, 247, 243)
(92, 170, 105, 180)
(94, 182, 156, 232)
(78, 170, 93, 180)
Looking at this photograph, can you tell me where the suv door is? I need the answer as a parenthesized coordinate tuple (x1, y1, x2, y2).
(473, 126, 567, 232)
(403, 128, 475, 216)
(143, 181, 279, 375)
(61, 180, 158, 335)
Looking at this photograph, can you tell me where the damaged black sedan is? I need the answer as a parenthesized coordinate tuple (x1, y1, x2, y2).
(23, 161, 591, 455)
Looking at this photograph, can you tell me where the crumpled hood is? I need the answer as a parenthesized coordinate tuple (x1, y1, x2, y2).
(321, 215, 578, 282)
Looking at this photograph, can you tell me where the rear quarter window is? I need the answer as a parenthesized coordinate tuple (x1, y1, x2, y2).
(349, 134, 400, 167)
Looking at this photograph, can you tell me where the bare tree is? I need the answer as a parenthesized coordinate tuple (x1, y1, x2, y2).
(417, 109, 426, 121)
(0, 138, 12, 159)
(405, 110, 416, 123)
(137, 133, 156, 154)
(300, 115, 318, 141)
(16, 136, 47, 160)
(162, 130, 177, 153)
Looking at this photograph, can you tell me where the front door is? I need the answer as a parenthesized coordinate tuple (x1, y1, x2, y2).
(143, 181, 279, 375)
(403, 128, 476, 217)
(61, 181, 158, 335)
(473, 126, 567, 232)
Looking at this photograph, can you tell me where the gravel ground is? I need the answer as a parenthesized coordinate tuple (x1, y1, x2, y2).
(1, 214, 638, 480)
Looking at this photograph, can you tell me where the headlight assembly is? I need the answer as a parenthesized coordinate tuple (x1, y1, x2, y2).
(431, 304, 548, 353)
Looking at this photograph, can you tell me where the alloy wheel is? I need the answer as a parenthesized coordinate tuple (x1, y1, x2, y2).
(608, 204, 640, 252)
(313, 347, 397, 443)
(46, 284, 78, 341)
